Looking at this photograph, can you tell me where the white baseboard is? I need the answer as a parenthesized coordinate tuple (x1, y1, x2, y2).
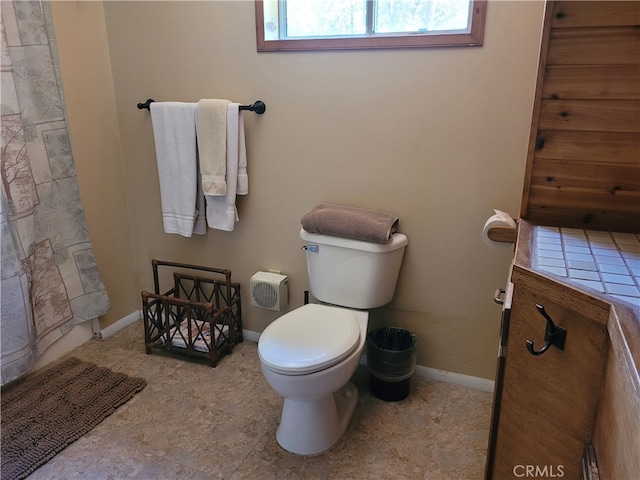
(99, 310, 141, 339)
(243, 330, 494, 393)
(413, 364, 495, 393)
(242, 329, 261, 342)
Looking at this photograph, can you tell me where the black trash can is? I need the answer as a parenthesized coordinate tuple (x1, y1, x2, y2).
(367, 327, 417, 402)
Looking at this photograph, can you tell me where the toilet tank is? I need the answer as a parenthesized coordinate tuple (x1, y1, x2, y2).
(300, 228, 408, 309)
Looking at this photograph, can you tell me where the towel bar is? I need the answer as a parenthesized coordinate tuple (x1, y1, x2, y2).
(137, 99, 266, 114)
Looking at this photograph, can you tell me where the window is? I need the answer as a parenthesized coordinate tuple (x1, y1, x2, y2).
(255, 0, 486, 51)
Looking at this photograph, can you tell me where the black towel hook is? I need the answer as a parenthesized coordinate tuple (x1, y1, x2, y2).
(526, 304, 567, 356)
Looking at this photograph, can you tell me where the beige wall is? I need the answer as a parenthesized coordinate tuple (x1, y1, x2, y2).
(52, 1, 545, 379)
(50, 1, 138, 326)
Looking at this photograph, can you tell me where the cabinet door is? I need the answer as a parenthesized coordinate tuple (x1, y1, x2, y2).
(484, 282, 513, 479)
(490, 281, 608, 480)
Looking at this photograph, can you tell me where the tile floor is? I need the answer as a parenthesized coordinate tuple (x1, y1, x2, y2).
(535, 227, 640, 308)
(26, 320, 492, 480)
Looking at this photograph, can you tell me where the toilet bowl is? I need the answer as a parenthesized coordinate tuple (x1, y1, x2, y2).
(258, 304, 368, 455)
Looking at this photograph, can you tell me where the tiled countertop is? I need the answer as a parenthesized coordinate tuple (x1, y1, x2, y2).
(534, 227, 640, 308)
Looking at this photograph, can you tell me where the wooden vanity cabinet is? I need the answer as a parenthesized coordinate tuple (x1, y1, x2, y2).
(591, 306, 640, 480)
(487, 264, 610, 479)
(485, 1, 639, 477)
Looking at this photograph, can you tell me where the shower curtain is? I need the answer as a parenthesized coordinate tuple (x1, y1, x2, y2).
(1, 1, 110, 384)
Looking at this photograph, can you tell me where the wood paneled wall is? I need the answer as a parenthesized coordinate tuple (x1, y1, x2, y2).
(521, 1, 640, 232)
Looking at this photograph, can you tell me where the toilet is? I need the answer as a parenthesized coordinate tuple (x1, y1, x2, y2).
(258, 228, 408, 455)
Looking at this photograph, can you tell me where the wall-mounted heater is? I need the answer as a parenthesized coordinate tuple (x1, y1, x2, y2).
(250, 271, 288, 312)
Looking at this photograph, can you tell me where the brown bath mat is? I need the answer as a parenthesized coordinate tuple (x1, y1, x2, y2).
(1, 356, 146, 480)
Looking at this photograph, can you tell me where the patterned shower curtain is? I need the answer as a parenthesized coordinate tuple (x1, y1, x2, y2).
(1, 1, 110, 384)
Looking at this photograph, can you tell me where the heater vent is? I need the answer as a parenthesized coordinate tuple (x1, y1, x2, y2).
(250, 272, 288, 311)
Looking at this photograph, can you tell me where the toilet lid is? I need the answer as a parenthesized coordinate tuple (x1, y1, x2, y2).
(258, 304, 361, 375)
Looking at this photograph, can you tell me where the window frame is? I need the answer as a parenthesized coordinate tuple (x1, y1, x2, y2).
(255, 0, 487, 52)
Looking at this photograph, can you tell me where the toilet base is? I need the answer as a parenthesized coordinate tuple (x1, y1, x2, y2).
(276, 382, 359, 455)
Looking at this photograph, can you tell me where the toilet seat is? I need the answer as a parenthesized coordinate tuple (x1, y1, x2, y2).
(258, 304, 361, 375)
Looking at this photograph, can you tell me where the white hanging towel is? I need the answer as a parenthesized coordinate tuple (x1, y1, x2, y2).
(236, 110, 248, 195)
(150, 102, 202, 237)
(193, 163, 207, 235)
(206, 103, 246, 231)
(197, 99, 230, 196)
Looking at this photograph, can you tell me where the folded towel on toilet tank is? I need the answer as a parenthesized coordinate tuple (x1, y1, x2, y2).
(300, 203, 399, 243)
